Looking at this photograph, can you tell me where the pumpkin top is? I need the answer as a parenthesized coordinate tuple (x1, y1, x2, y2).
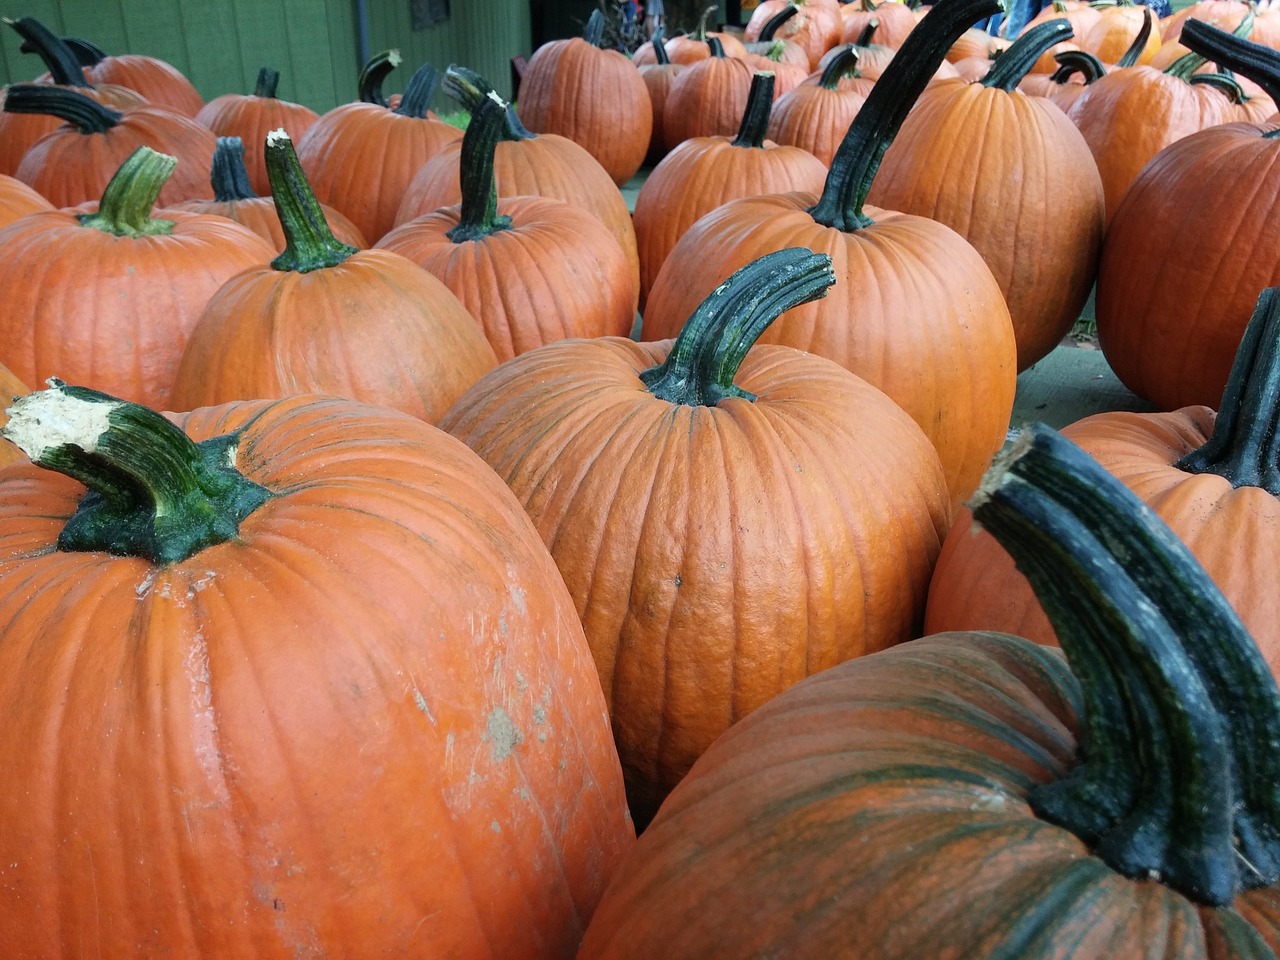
(357, 48, 402, 106)
(1181, 17, 1280, 127)
(446, 92, 514, 243)
(77, 145, 178, 237)
(208, 136, 258, 202)
(264, 127, 357, 272)
(982, 18, 1075, 91)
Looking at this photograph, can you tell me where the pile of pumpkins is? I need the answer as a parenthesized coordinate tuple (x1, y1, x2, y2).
(1, 0, 1280, 954)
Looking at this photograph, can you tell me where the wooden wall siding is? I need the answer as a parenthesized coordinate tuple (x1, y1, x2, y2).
(0, 0, 362, 113)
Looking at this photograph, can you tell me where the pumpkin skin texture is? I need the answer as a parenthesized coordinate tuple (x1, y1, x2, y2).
(83, 51, 205, 116)
(0, 173, 53, 228)
(443, 250, 951, 829)
(661, 49, 759, 148)
(0, 362, 27, 467)
(0, 388, 634, 959)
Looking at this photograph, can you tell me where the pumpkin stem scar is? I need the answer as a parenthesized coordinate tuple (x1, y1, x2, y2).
(1, 381, 273, 565)
(446, 92, 513, 243)
(265, 128, 357, 273)
(972, 423, 1280, 905)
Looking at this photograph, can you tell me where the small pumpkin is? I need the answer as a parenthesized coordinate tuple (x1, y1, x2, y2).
(766, 46, 875, 166)
(637, 31, 687, 165)
(70, 35, 204, 115)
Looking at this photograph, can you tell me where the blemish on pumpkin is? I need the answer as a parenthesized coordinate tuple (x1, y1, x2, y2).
(486, 706, 523, 760)
(673, 575, 682, 587)
(490, 820, 502, 834)
(412, 687, 435, 723)
(514, 670, 528, 692)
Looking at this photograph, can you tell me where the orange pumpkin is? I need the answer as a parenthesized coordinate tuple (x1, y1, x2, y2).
(74, 38, 204, 116)
(0, 363, 27, 468)
(0, 173, 53, 228)
(841, 0, 920, 48)
(766, 46, 874, 166)
(637, 31, 687, 165)
(1081, 0, 1162, 63)
(745, 0, 844, 69)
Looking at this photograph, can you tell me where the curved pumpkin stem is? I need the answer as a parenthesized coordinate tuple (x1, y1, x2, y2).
(1115, 6, 1154, 68)
(209, 136, 258, 202)
(973, 423, 1280, 904)
(442, 65, 535, 141)
(254, 65, 280, 98)
(77, 146, 178, 238)
(392, 62, 441, 118)
(730, 72, 776, 148)
(5, 16, 92, 88)
(63, 36, 107, 66)
(809, 0, 1002, 231)
(854, 20, 879, 47)
(358, 49, 402, 106)
(447, 92, 513, 243)
(651, 28, 671, 64)
(265, 128, 357, 273)
(1051, 49, 1106, 84)
(0, 381, 273, 566)
(640, 249, 835, 406)
(759, 4, 799, 41)
(819, 46, 862, 88)
(692, 5, 719, 41)
(1188, 71, 1246, 102)
(1, 83, 121, 132)
(1180, 17, 1280, 126)
(982, 19, 1074, 91)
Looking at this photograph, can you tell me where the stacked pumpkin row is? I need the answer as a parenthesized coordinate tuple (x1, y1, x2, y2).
(1, 0, 1280, 956)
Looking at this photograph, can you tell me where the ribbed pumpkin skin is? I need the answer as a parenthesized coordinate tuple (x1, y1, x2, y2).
(632, 137, 828, 307)
(394, 135, 640, 308)
(86, 54, 204, 116)
(516, 37, 653, 186)
(766, 78, 872, 167)
(0, 393, 634, 959)
(168, 249, 497, 423)
(577, 632, 1280, 959)
(1096, 123, 1280, 410)
(641, 196, 1018, 509)
(376, 196, 635, 361)
(14, 106, 217, 208)
(0, 209, 275, 408)
(167, 194, 369, 252)
(194, 94, 320, 196)
(442, 336, 950, 826)
(868, 80, 1105, 370)
(294, 105, 463, 244)
(0, 362, 27, 467)
(0, 173, 53, 228)
(1082, 5, 1161, 63)
(924, 407, 1280, 676)
(662, 57, 759, 149)
(638, 60, 685, 165)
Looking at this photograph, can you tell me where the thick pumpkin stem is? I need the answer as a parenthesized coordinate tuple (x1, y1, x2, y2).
(973, 424, 1280, 904)
(759, 4, 799, 41)
(1188, 72, 1246, 102)
(640, 249, 835, 406)
(1051, 49, 1106, 84)
(0, 381, 273, 566)
(209, 137, 258, 201)
(706, 36, 727, 58)
(358, 49, 402, 106)
(1180, 17, 1280, 117)
(809, 0, 1002, 231)
(1, 83, 121, 132)
(442, 65, 535, 141)
(5, 17, 91, 88)
(651, 28, 671, 64)
(254, 66, 280, 99)
(855, 21, 879, 47)
(393, 62, 441, 119)
(265, 128, 356, 272)
(77, 147, 178, 238)
(1115, 7, 1154, 68)
(63, 36, 107, 67)
(447, 93, 512, 243)
(983, 19, 1074, 91)
(692, 5, 719, 41)
(730, 72, 776, 149)
(819, 46, 861, 89)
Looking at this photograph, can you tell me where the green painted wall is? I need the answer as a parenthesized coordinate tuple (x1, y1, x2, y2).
(0, 0, 532, 113)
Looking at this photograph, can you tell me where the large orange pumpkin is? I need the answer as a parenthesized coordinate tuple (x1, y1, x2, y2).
(765, 47, 874, 167)
(73, 38, 204, 116)
(443, 248, 950, 828)
(0, 382, 633, 957)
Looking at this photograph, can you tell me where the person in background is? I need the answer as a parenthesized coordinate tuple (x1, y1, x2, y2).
(646, 0, 664, 39)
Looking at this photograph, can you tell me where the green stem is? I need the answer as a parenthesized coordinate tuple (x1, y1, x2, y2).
(972, 423, 1280, 905)
(446, 93, 513, 243)
(651, 28, 671, 64)
(1180, 16, 1280, 109)
(692, 5, 719, 41)
(0, 381, 273, 566)
(584, 8, 606, 47)
(254, 66, 280, 98)
(855, 20, 879, 47)
(809, 0, 1001, 231)
(983, 19, 1075, 91)
(61, 36, 107, 67)
(640, 249, 835, 406)
(1115, 6, 1153, 68)
(706, 36, 726, 58)
(265, 129, 356, 273)
(759, 4, 799, 41)
(730, 72, 776, 148)
(76, 146, 178, 238)
(819, 46, 861, 88)
(1, 83, 122, 132)
(358, 49, 402, 106)
(442, 65, 534, 140)
(208, 137, 258, 202)
(1188, 71, 1246, 102)
(393, 62, 441, 118)
(5, 17, 91, 88)
(1051, 49, 1106, 84)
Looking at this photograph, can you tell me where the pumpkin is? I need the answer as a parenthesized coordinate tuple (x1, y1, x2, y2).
(577, 422, 1280, 958)
(744, 0, 844, 69)
(194, 67, 320, 197)
(661, 5, 752, 63)
(868, 19, 1106, 370)
(634, 72, 828, 306)
(926, 287, 1280, 675)
(516, 10, 654, 186)
(766, 47, 874, 167)
(0, 362, 27, 468)
(0, 147, 275, 408)
(1043, 48, 1109, 110)
(168, 136, 367, 252)
(0, 172, 53, 228)
(745, 5, 814, 68)
(637, 31, 687, 166)
(641, 0, 1018, 510)
(294, 61, 462, 244)
(375, 95, 634, 361)
(5, 85, 216, 208)
(841, 0, 920, 48)
(169, 130, 496, 423)
(442, 249, 950, 828)
(1094, 18, 1280, 409)
(0, 382, 633, 957)
(1081, 0, 1162, 63)
(663, 38, 760, 148)
(1019, 0, 1103, 71)
(72, 36, 204, 116)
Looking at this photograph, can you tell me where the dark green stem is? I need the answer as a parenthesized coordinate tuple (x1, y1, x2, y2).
(1116, 6, 1153, 68)
(265, 130, 356, 273)
(63, 37, 107, 66)
(692, 5, 719, 41)
(208, 137, 258, 202)
(358, 49, 402, 106)
(254, 66, 280, 98)
(1180, 16, 1280, 108)
(0, 381, 273, 566)
(1051, 49, 1106, 84)
(76, 146, 177, 237)
(983, 19, 1074, 91)
(819, 46, 861, 88)
(584, 8, 606, 47)
(855, 21, 878, 47)
(759, 4, 799, 41)
(640, 249, 835, 406)
(973, 423, 1280, 905)
(442, 64, 535, 141)
(652, 29, 671, 64)
(1, 83, 122, 133)
(730, 72, 776, 148)
(6, 17, 91, 87)
(809, 0, 1001, 231)
(393, 62, 441, 118)
(706, 36, 726, 58)
(1188, 72, 1246, 102)
(446, 93, 512, 243)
